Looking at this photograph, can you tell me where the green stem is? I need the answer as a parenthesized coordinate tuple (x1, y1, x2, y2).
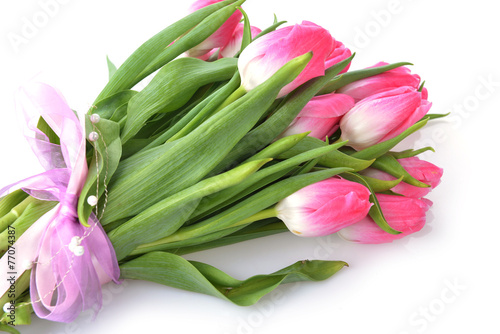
(130, 207, 278, 255)
(0, 197, 37, 233)
(0, 190, 28, 218)
(214, 85, 247, 112)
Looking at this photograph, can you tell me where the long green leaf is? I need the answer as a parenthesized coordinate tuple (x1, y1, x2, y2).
(370, 154, 430, 188)
(351, 118, 429, 160)
(318, 62, 413, 95)
(172, 220, 287, 255)
(278, 136, 374, 171)
(120, 252, 348, 306)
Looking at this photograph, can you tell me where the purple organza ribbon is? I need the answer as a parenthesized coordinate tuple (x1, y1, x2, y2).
(0, 82, 120, 323)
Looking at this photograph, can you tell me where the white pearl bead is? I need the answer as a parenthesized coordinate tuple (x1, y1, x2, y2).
(22, 260, 33, 270)
(70, 236, 81, 246)
(88, 131, 99, 142)
(3, 303, 11, 313)
(90, 114, 101, 124)
(73, 245, 85, 256)
(68, 236, 81, 253)
(87, 195, 98, 206)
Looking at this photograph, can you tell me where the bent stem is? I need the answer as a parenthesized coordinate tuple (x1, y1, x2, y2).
(130, 207, 278, 255)
(214, 85, 247, 112)
(0, 196, 37, 233)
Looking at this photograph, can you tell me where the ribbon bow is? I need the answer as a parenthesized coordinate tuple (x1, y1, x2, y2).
(0, 82, 120, 322)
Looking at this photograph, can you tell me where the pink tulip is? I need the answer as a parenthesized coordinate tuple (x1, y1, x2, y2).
(339, 86, 432, 150)
(238, 21, 336, 98)
(279, 93, 355, 140)
(325, 40, 352, 73)
(338, 194, 432, 244)
(276, 178, 372, 237)
(220, 23, 262, 58)
(186, 0, 242, 58)
(337, 62, 422, 102)
(361, 157, 443, 198)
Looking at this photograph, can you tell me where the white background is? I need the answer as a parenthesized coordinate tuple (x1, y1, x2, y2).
(1, 0, 499, 333)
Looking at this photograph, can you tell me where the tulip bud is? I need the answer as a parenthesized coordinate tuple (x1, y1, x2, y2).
(337, 62, 422, 102)
(186, 0, 243, 58)
(339, 86, 432, 150)
(325, 40, 352, 73)
(361, 157, 443, 198)
(338, 194, 432, 244)
(279, 93, 355, 140)
(220, 23, 262, 58)
(238, 21, 335, 98)
(276, 178, 372, 237)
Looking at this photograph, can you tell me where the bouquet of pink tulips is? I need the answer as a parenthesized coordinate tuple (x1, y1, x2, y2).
(0, 0, 444, 331)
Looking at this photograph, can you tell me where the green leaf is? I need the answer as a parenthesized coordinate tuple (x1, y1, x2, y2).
(243, 132, 309, 163)
(120, 252, 347, 306)
(102, 53, 312, 224)
(106, 55, 117, 80)
(420, 113, 450, 121)
(318, 61, 412, 95)
(351, 118, 429, 160)
(122, 57, 238, 143)
(0, 271, 30, 320)
(253, 18, 287, 40)
(172, 220, 287, 255)
(370, 154, 430, 188)
(278, 136, 374, 172)
(388, 147, 435, 159)
(94, 0, 240, 101)
(37, 116, 60, 145)
(0, 324, 20, 334)
(238, 6, 252, 53)
(359, 175, 404, 193)
(77, 117, 122, 227)
(340, 172, 401, 235)
(90, 90, 137, 121)
(0, 299, 32, 327)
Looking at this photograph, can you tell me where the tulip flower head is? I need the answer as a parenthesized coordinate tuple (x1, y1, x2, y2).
(361, 157, 443, 198)
(220, 23, 262, 58)
(276, 178, 372, 237)
(340, 86, 431, 150)
(238, 21, 337, 97)
(279, 93, 355, 140)
(337, 62, 422, 102)
(186, 0, 243, 58)
(338, 194, 432, 244)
